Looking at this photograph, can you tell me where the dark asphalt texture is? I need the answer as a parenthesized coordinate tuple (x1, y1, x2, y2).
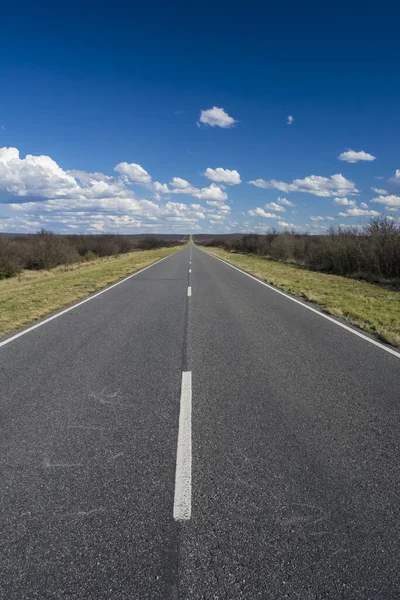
(1, 244, 400, 599)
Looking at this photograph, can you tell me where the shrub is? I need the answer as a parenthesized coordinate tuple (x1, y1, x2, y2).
(0, 238, 23, 279)
(0, 231, 182, 279)
(200, 217, 400, 285)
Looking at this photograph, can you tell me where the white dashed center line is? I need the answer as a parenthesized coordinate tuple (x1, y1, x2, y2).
(173, 371, 192, 521)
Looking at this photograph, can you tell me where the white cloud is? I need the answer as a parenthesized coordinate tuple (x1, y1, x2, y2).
(248, 208, 277, 218)
(199, 106, 237, 128)
(277, 197, 296, 207)
(8, 196, 208, 230)
(340, 208, 381, 217)
(153, 181, 170, 193)
(0, 147, 78, 198)
(372, 194, 400, 208)
(169, 177, 198, 195)
(333, 197, 356, 206)
(169, 177, 192, 190)
(395, 170, 400, 178)
(208, 214, 226, 222)
(287, 115, 294, 125)
(338, 150, 376, 163)
(193, 183, 228, 202)
(114, 162, 152, 185)
(265, 201, 285, 212)
(309, 215, 334, 222)
(279, 221, 296, 227)
(217, 204, 231, 213)
(114, 162, 171, 195)
(203, 167, 241, 185)
(339, 223, 364, 229)
(372, 188, 388, 195)
(0, 147, 217, 233)
(249, 174, 358, 197)
(360, 202, 369, 209)
(169, 176, 228, 202)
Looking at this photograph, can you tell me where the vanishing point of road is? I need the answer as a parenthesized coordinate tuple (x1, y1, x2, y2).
(1, 244, 400, 599)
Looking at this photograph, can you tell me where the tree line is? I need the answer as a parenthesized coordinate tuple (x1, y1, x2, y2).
(0, 230, 179, 279)
(201, 217, 400, 285)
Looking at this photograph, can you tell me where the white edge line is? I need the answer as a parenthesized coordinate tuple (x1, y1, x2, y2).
(173, 371, 192, 521)
(187, 286, 192, 297)
(200, 248, 400, 360)
(0, 250, 179, 349)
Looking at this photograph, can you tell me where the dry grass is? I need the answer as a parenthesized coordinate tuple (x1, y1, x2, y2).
(0, 247, 180, 338)
(205, 248, 400, 348)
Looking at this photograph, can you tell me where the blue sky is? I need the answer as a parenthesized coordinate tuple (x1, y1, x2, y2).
(1, 0, 399, 234)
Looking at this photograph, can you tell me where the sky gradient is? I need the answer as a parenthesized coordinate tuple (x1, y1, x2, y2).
(1, 0, 399, 234)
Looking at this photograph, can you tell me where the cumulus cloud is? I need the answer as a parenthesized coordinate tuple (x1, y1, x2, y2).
(0, 146, 224, 233)
(169, 177, 198, 195)
(248, 208, 277, 218)
(333, 197, 356, 206)
(8, 194, 210, 231)
(287, 115, 294, 125)
(0, 147, 78, 198)
(309, 216, 325, 221)
(340, 208, 380, 217)
(279, 221, 296, 227)
(372, 194, 400, 208)
(372, 188, 388, 195)
(193, 183, 228, 202)
(249, 174, 358, 197)
(153, 181, 170, 193)
(277, 197, 296, 207)
(114, 162, 152, 185)
(207, 214, 226, 222)
(199, 106, 237, 128)
(203, 167, 241, 185)
(169, 177, 228, 202)
(338, 150, 376, 163)
(360, 202, 369, 209)
(265, 201, 285, 212)
(169, 177, 192, 190)
(114, 162, 170, 195)
(209, 203, 231, 213)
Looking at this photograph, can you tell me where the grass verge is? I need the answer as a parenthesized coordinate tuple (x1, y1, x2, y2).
(0, 247, 180, 338)
(204, 247, 400, 348)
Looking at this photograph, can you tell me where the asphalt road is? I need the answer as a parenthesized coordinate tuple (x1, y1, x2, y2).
(1, 244, 400, 599)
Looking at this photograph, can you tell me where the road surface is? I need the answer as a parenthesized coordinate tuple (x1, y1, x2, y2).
(1, 244, 400, 599)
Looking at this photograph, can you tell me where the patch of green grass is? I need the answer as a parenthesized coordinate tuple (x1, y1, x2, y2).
(205, 248, 400, 348)
(0, 247, 180, 338)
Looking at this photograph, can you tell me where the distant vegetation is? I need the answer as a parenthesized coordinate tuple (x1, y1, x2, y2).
(200, 218, 400, 286)
(0, 230, 182, 279)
